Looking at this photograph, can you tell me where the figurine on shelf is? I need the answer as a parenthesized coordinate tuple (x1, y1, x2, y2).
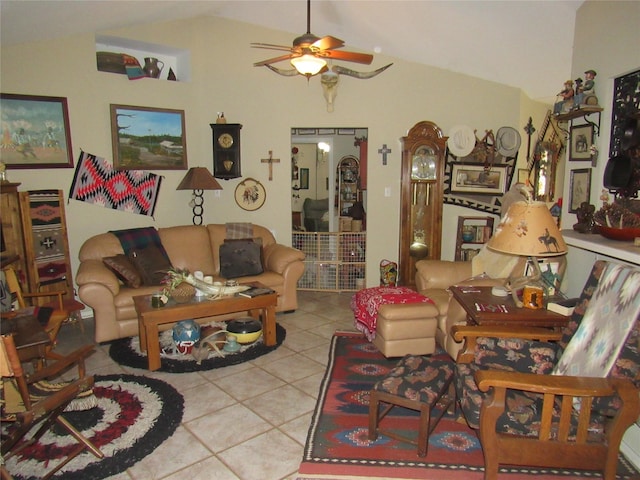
(574, 69, 599, 108)
(0, 162, 7, 182)
(573, 202, 597, 233)
(553, 80, 575, 114)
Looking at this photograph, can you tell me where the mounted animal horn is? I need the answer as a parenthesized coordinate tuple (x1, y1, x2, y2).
(331, 63, 393, 79)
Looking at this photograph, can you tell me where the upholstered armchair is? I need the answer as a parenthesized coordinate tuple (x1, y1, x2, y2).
(452, 260, 640, 480)
(303, 198, 329, 232)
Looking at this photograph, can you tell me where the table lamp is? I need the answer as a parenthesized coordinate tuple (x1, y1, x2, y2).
(177, 167, 223, 225)
(487, 196, 567, 308)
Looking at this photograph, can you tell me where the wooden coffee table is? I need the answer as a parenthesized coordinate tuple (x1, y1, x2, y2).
(133, 285, 277, 371)
(449, 286, 569, 328)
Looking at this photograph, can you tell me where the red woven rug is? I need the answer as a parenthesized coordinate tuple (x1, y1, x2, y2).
(297, 332, 639, 480)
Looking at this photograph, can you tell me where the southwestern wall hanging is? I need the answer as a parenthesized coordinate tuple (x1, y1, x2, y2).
(69, 150, 163, 217)
(443, 126, 517, 215)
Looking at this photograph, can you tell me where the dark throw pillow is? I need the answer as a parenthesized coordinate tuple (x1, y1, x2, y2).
(128, 244, 173, 286)
(104, 254, 143, 288)
(219, 240, 264, 279)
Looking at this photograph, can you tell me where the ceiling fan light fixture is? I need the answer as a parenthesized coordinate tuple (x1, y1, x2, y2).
(291, 54, 326, 76)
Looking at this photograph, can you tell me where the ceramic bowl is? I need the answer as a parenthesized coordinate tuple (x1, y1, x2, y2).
(598, 225, 640, 241)
(227, 318, 262, 344)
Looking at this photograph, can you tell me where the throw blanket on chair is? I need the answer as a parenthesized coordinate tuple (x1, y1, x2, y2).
(22, 190, 70, 286)
(109, 227, 168, 257)
(69, 150, 162, 217)
(351, 286, 433, 341)
(225, 222, 253, 239)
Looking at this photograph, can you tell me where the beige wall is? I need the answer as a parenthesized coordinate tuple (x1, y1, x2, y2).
(563, 0, 640, 225)
(2, 14, 551, 285)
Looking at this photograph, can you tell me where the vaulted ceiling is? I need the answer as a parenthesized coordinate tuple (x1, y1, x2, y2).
(1, 0, 584, 103)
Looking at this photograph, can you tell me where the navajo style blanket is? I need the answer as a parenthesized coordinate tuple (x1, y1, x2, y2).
(69, 150, 162, 217)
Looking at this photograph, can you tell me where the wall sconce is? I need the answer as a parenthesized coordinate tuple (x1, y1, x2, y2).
(177, 167, 222, 225)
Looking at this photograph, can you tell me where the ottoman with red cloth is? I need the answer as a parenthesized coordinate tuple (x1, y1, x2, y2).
(351, 287, 439, 357)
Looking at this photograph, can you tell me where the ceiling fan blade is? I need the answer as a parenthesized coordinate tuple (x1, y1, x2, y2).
(312, 35, 344, 51)
(253, 53, 294, 67)
(323, 50, 373, 65)
(251, 42, 294, 52)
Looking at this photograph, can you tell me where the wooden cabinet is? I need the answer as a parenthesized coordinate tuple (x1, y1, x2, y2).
(454, 216, 495, 261)
(0, 186, 75, 305)
(398, 121, 447, 288)
(336, 155, 360, 217)
(1, 183, 27, 277)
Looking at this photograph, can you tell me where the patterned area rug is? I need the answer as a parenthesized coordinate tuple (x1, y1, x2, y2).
(297, 332, 640, 480)
(3, 374, 183, 479)
(109, 322, 286, 373)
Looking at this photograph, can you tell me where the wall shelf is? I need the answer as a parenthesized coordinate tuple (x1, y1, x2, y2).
(555, 106, 603, 136)
(95, 35, 191, 82)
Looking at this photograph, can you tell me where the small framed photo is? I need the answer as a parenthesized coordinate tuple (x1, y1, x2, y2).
(569, 124, 593, 161)
(451, 164, 507, 194)
(110, 104, 187, 170)
(569, 168, 591, 213)
(317, 128, 335, 135)
(0, 93, 74, 169)
(300, 168, 309, 189)
(297, 128, 316, 135)
(517, 168, 530, 184)
(338, 128, 356, 135)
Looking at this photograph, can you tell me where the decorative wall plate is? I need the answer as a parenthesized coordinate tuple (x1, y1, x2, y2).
(234, 177, 266, 211)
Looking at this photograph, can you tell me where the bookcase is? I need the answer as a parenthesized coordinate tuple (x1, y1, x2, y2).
(454, 216, 495, 261)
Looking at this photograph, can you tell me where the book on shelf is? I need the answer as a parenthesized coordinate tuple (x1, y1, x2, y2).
(238, 287, 276, 298)
(547, 297, 579, 316)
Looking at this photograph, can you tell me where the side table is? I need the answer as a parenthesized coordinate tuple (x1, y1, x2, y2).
(449, 286, 569, 328)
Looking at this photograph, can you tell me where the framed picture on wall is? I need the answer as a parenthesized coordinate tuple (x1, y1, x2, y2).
(300, 168, 309, 189)
(451, 164, 507, 194)
(569, 124, 593, 161)
(110, 104, 187, 170)
(0, 93, 74, 169)
(569, 168, 591, 212)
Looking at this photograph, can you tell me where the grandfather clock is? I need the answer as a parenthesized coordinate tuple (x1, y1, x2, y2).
(398, 121, 447, 288)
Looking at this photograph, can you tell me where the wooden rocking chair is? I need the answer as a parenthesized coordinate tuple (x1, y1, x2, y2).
(0, 333, 103, 479)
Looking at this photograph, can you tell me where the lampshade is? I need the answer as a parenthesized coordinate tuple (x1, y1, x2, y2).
(176, 167, 222, 191)
(291, 54, 326, 76)
(488, 200, 567, 257)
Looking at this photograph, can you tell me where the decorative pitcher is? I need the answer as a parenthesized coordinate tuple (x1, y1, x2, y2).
(143, 57, 164, 79)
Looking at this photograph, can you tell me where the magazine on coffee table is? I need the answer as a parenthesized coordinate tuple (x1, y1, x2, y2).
(238, 287, 276, 298)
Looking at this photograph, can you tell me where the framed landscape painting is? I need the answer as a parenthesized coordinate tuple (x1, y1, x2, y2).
(0, 93, 74, 168)
(110, 104, 187, 170)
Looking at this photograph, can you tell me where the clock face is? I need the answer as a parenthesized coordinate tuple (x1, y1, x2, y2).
(218, 133, 234, 149)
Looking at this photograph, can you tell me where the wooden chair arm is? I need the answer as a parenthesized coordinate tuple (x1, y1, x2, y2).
(475, 370, 616, 396)
(25, 344, 94, 383)
(475, 370, 640, 446)
(452, 325, 563, 363)
(22, 290, 65, 310)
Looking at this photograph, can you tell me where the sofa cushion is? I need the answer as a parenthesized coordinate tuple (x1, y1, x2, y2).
(103, 254, 142, 288)
(129, 244, 173, 286)
(110, 226, 169, 258)
(219, 240, 264, 279)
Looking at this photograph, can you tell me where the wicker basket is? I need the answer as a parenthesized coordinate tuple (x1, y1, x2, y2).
(170, 282, 196, 303)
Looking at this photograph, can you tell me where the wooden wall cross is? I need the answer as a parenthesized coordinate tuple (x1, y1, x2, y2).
(378, 144, 392, 165)
(261, 150, 280, 181)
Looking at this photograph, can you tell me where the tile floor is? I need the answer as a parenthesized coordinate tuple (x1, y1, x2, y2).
(54, 291, 358, 480)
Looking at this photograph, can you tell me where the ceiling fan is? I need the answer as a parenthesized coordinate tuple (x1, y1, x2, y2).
(251, 0, 373, 77)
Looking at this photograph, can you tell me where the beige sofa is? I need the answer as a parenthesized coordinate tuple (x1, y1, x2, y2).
(76, 224, 305, 343)
(414, 260, 505, 359)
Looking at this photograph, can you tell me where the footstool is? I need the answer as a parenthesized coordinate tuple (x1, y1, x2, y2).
(368, 355, 455, 457)
(351, 287, 438, 357)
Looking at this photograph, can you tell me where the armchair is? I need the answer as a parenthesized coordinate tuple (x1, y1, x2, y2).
(452, 261, 640, 480)
(303, 198, 330, 232)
